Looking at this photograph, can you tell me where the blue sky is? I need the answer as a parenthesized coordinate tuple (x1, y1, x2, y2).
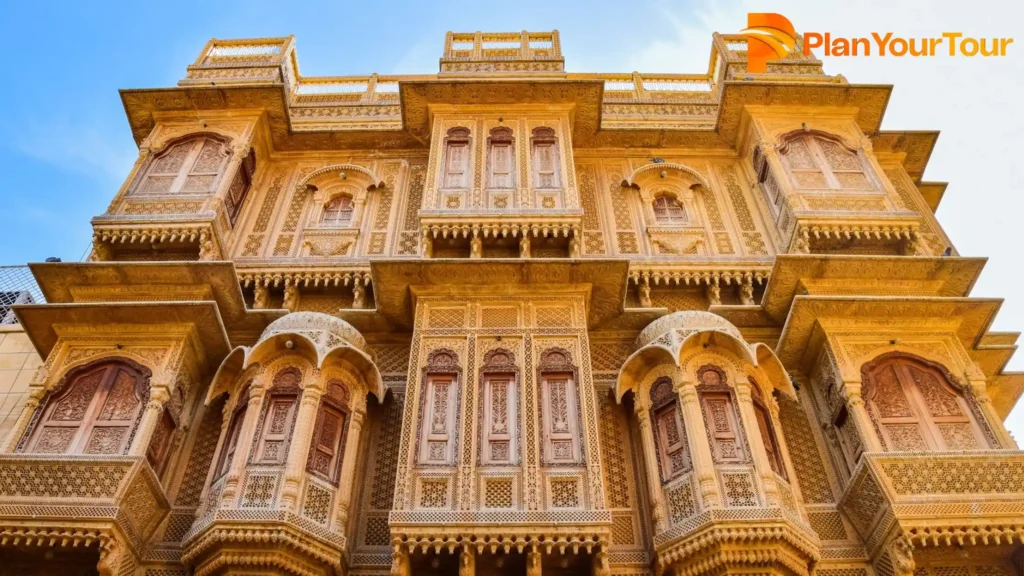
(0, 0, 712, 263)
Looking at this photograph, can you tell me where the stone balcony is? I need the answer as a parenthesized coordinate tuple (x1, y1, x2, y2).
(419, 210, 583, 259)
(91, 204, 230, 262)
(838, 451, 1024, 560)
(0, 454, 169, 570)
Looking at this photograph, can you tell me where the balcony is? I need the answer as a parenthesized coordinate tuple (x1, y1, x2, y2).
(838, 451, 1024, 557)
(0, 455, 169, 567)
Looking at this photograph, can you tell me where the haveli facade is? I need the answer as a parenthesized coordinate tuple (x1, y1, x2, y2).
(0, 28, 1023, 576)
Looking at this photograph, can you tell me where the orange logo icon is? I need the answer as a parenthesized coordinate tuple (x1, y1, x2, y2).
(741, 13, 798, 72)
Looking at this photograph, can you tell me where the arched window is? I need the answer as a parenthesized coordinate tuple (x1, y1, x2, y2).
(531, 127, 561, 189)
(321, 195, 354, 227)
(306, 381, 349, 484)
(652, 194, 687, 225)
(538, 348, 582, 465)
(480, 349, 518, 466)
(418, 350, 461, 465)
(216, 382, 250, 479)
(135, 136, 231, 195)
(864, 356, 990, 451)
(650, 377, 690, 482)
(487, 127, 515, 190)
(441, 127, 471, 190)
(749, 378, 786, 479)
(253, 368, 301, 465)
(778, 134, 875, 191)
(25, 360, 148, 455)
(697, 366, 747, 464)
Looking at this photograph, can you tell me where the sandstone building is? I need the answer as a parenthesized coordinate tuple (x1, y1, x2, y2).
(0, 30, 1022, 576)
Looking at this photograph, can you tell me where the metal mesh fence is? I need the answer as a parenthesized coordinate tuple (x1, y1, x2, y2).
(0, 266, 44, 324)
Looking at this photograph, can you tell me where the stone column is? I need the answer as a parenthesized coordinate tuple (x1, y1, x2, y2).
(220, 386, 267, 504)
(279, 386, 323, 511)
(129, 385, 171, 457)
(459, 545, 475, 576)
(969, 379, 1018, 449)
(676, 381, 721, 508)
(333, 406, 366, 528)
(843, 381, 884, 453)
(634, 403, 667, 533)
(210, 143, 249, 211)
(733, 379, 779, 506)
(391, 546, 411, 576)
(526, 548, 542, 576)
(1, 387, 45, 453)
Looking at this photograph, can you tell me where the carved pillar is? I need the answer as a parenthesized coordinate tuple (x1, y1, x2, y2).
(279, 386, 323, 511)
(638, 277, 652, 308)
(253, 284, 269, 309)
(843, 381, 884, 453)
(129, 385, 171, 457)
(526, 548, 542, 576)
(459, 545, 476, 576)
(676, 381, 721, 508)
(969, 379, 1018, 449)
(638, 189, 656, 226)
(705, 281, 721, 306)
(733, 379, 779, 505)
(422, 232, 434, 258)
(352, 282, 366, 310)
(1, 388, 44, 453)
(519, 233, 531, 258)
(212, 144, 248, 205)
(634, 403, 667, 533)
(739, 275, 755, 306)
(283, 284, 300, 312)
(470, 234, 483, 259)
(333, 406, 366, 528)
(569, 233, 581, 258)
(592, 546, 610, 576)
(391, 546, 411, 576)
(220, 386, 267, 504)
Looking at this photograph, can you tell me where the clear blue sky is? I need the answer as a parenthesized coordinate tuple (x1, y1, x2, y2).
(0, 0, 711, 263)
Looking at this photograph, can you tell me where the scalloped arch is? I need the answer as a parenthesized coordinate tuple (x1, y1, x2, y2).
(622, 162, 711, 189)
(147, 130, 235, 155)
(298, 163, 384, 191)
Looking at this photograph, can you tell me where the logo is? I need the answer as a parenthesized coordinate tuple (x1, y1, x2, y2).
(739, 13, 1013, 67)
(741, 13, 797, 72)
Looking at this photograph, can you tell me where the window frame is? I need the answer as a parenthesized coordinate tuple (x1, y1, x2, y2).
(25, 360, 148, 456)
(135, 136, 232, 196)
(530, 127, 562, 190)
(777, 134, 876, 191)
(865, 356, 989, 452)
(650, 376, 691, 483)
(320, 194, 355, 227)
(480, 372, 518, 466)
(652, 193, 688, 225)
(441, 127, 472, 191)
(417, 373, 459, 465)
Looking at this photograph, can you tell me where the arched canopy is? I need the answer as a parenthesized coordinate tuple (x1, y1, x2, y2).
(616, 311, 795, 401)
(206, 312, 384, 405)
(622, 162, 711, 190)
(298, 163, 384, 192)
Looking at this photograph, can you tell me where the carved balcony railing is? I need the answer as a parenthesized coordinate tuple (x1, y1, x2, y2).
(440, 30, 564, 75)
(419, 211, 584, 259)
(838, 451, 1024, 557)
(0, 455, 170, 556)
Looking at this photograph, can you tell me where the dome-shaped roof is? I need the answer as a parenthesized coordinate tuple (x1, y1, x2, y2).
(636, 310, 742, 349)
(258, 312, 367, 353)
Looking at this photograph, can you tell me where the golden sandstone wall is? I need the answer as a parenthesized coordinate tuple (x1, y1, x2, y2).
(0, 29, 1022, 576)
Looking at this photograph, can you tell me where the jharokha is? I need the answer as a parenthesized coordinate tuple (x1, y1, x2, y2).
(1, 29, 1023, 576)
